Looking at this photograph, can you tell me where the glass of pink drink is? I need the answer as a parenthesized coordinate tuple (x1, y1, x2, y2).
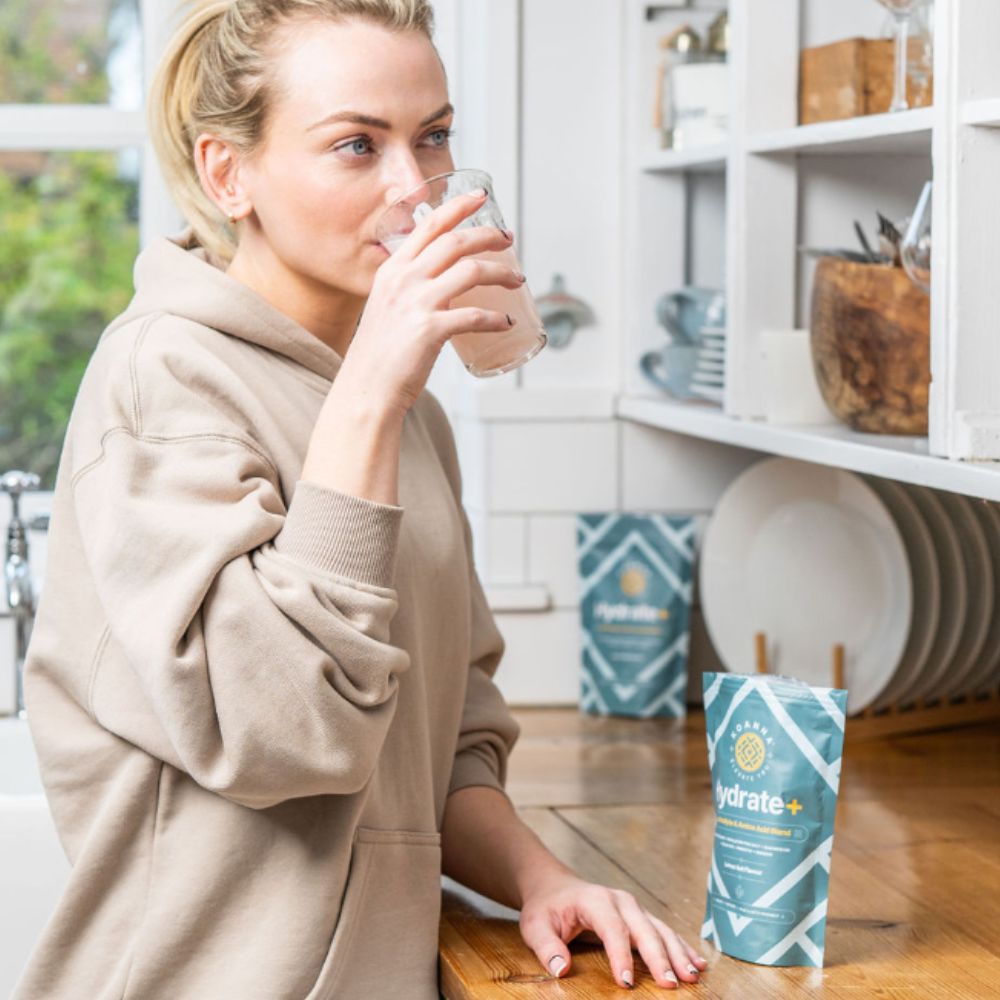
(375, 168, 547, 377)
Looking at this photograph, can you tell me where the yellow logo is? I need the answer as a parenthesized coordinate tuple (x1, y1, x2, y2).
(734, 732, 766, 773)
(786, 798, 803, 816)
(620, 566, 647, 596)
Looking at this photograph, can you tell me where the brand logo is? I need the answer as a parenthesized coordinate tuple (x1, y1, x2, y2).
(726, 719, 774, 784)
(734, 731, 766, 772)
(619, 563, 647, 597)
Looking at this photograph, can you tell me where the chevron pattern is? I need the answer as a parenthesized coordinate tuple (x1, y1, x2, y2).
(577, 513, 696, 719)
(701, 672, 848, 967)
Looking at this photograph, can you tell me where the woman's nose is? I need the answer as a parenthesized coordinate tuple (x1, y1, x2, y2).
(384, 159, 431, 206)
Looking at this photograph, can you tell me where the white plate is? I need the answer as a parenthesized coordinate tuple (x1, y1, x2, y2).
(863, 477, 941, 711)
(966, 500, 1000, 696)
(688, 384, 724, 402)
(699, 457, 912, 715)
(928, 491, 993, 702)
(897, 485, 967, 705)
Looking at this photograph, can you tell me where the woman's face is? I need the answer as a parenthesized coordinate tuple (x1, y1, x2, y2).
(234, 18, 455, 298)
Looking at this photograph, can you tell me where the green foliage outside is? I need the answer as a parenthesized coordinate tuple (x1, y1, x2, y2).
(0, 0, 139, 489)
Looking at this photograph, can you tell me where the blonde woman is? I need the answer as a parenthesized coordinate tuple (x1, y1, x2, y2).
(14, 1, 708, 997)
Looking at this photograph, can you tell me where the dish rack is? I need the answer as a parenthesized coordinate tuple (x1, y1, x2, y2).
(753, 631, 1000, 743)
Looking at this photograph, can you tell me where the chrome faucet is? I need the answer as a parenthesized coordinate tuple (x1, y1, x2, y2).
(2, 470, 44, 719)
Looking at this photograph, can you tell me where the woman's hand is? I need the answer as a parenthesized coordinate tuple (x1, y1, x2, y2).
(517, 869, 709, 990)
(345, 189, 525, 420)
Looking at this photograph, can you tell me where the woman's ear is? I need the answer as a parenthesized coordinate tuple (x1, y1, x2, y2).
(194, 133, 251, 223)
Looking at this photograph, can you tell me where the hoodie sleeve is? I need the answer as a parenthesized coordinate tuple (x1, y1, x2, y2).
(416, 393, 522, 802)
(73, 426, 411, 810)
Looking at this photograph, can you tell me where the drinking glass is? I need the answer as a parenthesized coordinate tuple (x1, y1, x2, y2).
(901, 180, 932, 293)
(374, 168, 547, 378)
(876, 0, 921, 112)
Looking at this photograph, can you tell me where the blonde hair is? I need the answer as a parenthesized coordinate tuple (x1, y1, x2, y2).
(148, 0, 437, 266)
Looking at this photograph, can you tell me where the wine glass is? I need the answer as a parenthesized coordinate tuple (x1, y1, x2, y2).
(901, 180, 932, 293)
(876, 0, 921, 112)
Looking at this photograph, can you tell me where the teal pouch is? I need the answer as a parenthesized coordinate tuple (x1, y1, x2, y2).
(701, 671, 847, 967)
(577, 512, 696, 718)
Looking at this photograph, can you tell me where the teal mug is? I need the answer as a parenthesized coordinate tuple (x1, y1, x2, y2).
(656, 288, 726, 343)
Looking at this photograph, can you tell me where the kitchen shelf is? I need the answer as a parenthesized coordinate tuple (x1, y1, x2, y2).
(960, 96, 1000, 127)
(618, 394, 1000, 501)
(747, 107, 934, 156)
(639, 141, 729, 172)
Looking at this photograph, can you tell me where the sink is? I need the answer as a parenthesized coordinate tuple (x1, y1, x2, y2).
(0, 717, 70, 998)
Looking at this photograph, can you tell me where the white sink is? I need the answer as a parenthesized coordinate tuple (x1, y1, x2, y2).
(0, 717, 70, 998)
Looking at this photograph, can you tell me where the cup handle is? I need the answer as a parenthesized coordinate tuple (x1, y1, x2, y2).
(640, 351, 673, 393)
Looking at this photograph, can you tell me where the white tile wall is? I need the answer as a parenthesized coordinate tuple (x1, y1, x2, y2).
(488, 420, 619, 513)
(483, 514, 528, 584)
(621, 421, 766, 511)
(491, 607, 579, 705)
(527, 513, 580, 608)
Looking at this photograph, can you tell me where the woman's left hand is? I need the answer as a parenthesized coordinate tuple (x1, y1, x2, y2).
(517, 869, 709, 990)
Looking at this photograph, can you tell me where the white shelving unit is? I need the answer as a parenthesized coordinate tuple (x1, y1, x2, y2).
(621, 0, 1000, 499)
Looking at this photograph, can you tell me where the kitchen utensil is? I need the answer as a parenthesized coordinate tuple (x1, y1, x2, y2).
(901, 180, 932, 293)
(699, 457, 912, 714)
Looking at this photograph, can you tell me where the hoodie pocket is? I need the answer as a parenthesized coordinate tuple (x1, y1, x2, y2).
(304, 826, 443, 1000)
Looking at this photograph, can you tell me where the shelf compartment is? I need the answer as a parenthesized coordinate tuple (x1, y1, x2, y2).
(639, 141, 730, 173)
(617, 393, 1000, 502)
(747, 107, 934, 156)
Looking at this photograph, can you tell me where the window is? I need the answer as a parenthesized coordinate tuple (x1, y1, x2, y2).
(0, 0, 180, 491)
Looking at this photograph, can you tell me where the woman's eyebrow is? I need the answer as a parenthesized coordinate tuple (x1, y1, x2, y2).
(306, 102, 454, 132)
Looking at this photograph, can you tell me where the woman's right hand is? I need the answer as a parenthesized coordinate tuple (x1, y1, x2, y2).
(342, 189, 526, 419)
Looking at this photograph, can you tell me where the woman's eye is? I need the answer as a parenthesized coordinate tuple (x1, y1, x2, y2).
(334, 136, 374, 158)
(425, 128, 455, 147)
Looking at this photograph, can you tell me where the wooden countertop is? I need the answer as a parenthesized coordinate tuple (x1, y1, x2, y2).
(439, 707, 1000, 998)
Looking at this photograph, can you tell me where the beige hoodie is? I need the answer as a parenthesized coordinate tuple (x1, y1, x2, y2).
(13, 228, 521, 1000)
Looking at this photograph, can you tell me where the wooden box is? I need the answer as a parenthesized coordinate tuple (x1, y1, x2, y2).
(800, 37, 932, 125)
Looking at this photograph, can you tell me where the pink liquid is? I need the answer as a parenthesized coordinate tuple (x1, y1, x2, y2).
(447, 246, 547, 376)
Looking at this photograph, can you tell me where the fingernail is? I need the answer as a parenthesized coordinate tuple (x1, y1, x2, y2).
(663, 969, 678, 987)
(472, 187, 488, 198)
(503, 228, 514, 241)
(515, 271, 526, 282)
(621, 969, 633, 987)
(687, 964, 699, 975)
(506, 313, 514, 326)
(548, 955, 567, 976)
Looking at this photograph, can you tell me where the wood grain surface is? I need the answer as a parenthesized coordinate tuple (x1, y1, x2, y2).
(439, 707, 1000, 998)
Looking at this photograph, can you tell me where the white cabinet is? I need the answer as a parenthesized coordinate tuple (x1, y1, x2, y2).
(622, 0, 1000, 493)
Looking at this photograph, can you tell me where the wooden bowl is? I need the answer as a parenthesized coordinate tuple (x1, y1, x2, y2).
(809, 256, 930, 435)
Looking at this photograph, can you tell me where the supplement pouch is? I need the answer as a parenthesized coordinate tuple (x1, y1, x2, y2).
(701, 671, 847, 967)
(577, 512, 697, 719)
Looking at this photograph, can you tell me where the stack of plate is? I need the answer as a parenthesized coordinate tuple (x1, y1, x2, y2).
(698, 456, 1000, 715)
(688, 326, 725, 404)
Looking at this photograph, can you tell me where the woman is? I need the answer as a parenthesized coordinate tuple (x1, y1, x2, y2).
(14, 1, 708, 996)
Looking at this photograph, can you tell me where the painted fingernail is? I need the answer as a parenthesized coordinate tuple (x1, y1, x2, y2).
(506, 313, 514, 326)
(621, 968, 633, 987)
(548, 956, 566, 976)
(687, 964, 699, 975)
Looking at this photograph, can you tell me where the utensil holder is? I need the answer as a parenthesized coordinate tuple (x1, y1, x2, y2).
(809, 257, 930, 435)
